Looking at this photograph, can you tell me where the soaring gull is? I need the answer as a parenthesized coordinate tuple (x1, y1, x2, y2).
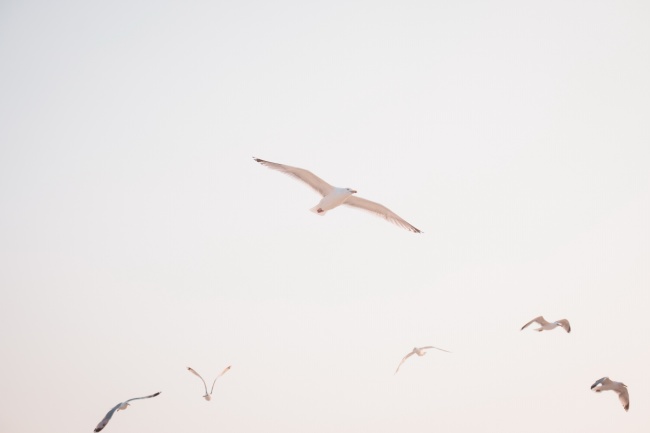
(253, 157, 422, 233)
(520, 316, 571, 333)
(591, 377, 629, 411)
(94, 391, 161, 432)
(395, 346, 450, 374)
(187, 366, 231, 401)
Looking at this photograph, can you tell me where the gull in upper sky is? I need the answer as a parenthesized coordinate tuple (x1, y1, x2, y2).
(253, 157, 422, 233)
(591, 377, 629, 411)
(520, 316, 571, 333)
(394, 346, 450, 374)
(187, 365, 231, 401)
(94, 391, 161, 432)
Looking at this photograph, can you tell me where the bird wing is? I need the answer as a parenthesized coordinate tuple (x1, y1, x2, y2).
(591, 377, 609, 389)
(557, 319, 571, 333)
(394, 350, 416, 374)
(94, 402, 122, 432)
(210, 365, 232, 394)
(617, 386, 630, 411)
(521, 316, 547, 330)
(124, 391, 161, 404)
(420, 346, 451, 353)
(253, 158, 333, 197)
(344, 196, 421, 233)
(188, 367, 209, 395)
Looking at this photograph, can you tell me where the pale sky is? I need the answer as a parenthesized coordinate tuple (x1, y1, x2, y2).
(1, 1, 649, 432)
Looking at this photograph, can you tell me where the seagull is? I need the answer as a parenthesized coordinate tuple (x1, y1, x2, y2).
(187, 366, 231, 401)
(591, 377, 629, 411)
(94, 391, 161, 432)
(520, 316, 571, 333)
(395, 346, 450, 374)
(253, 157, 422, 233)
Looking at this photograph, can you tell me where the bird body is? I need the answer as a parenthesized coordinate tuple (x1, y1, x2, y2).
(520, 316, 571, 333)
(254, 157, 421, 233)
(94, 391, 161, 432)
(591, 377, 629, 411)
(394, 345, 450, 374)
(310, 187, 356, 215)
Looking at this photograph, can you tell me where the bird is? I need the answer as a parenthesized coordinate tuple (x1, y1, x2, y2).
(187, 365, 231, 401)
(94, 391, 161, 432)
(591, 377, 629, 411)
(395, 346, 450, 374)
(520, 316, 571, 333)
(253, 157, 422, 233)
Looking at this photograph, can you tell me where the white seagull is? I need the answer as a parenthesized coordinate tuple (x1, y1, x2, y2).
(94, 391, 161, 432)
(395, 346, 450, 374)
(591, 377, 629, 411)
(520, 316, 571, 333)
(253, 157, 422, 233)
(187, 365, 231, 401)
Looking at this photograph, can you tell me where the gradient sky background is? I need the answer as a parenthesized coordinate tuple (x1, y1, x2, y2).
(1, 1, 649, 432)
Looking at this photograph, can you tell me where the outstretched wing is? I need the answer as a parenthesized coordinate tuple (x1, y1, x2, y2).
(188, 367, 209, 395)
(210, 365, 232, 394)
(94, 403, 122, 432)
(253, 157, 333, 197)
(394, 350, 416, 374)
(557, 319, 571, 333)
(617, 386, 630, 411)
(125, 391, 161, 404)
(344, 196, 421, 233)
(420, 346, 451, 353)
(591, 377, 609, 389)
(521, 316, 547, 330)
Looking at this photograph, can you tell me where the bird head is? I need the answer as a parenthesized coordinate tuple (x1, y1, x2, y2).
(346, 188, 357, 194)
(203, 394, 212, 401)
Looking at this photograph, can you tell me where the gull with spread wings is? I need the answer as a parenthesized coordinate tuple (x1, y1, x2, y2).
(395, 346, 450, 374)
(591, 377, 629, 411)
(520, 316, 571, 333)
(253, 157, 422, 233)
(187, 366, 231, 401)
(94, 391, 161, 432)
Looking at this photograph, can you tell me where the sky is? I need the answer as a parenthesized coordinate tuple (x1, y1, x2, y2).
(1, 0, 649, 432)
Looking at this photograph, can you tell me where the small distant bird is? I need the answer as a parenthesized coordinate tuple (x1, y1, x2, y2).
(187, 366, 231, 401)
(520, 316, 571, 333)
(591, 377, 629, 411)
(395, 346, 450, 374)
(253, 157, 422, 233)
(94, 391, 161, 432)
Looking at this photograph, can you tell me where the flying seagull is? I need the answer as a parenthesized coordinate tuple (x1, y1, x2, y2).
(520, 316, 571, 333)
(187, 366, 231, 401)
(591, 377, 629, 411)
(253, 157, 422, 233)
(94, 391, 161, 432)
(395, 346, 450, 374)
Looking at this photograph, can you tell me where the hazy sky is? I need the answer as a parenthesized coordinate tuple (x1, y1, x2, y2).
(1, 1, 649, 432)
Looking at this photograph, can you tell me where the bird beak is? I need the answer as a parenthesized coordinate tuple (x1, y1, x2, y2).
(351, 190, 357, 194)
